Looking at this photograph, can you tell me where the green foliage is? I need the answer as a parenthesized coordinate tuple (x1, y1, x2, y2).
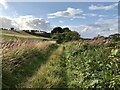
(51, 27, 80, 43)
(109, 33, 120, 41)
(51, 27, 63, 34)
(59, 41, 120, 88)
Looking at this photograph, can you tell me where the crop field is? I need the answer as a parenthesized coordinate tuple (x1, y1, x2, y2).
(1, 30, 120, 89)
(1, 30, 50, 41)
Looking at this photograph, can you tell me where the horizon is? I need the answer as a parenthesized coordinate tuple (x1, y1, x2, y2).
(0, 1, 119, 38)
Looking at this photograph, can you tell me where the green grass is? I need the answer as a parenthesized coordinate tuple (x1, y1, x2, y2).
(1, 30, 50, 41)
(2, 43, 58, 88)
(2, 30, 34, 36)
(22, 45, 65, 88)
(2, 35, 44, 41)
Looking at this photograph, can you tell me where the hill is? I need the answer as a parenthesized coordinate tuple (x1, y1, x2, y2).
(1, 30, 50, 41)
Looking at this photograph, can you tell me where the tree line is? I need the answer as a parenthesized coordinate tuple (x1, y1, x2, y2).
(1, 27, 120, 43)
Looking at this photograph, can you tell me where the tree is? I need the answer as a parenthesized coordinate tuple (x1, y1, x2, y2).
(51, 27, 63, 34)
(51, 27, 80, 43)
(11, 27, 14, 30)
(63, 27, 71, 32)
(31, 30, 36, 34)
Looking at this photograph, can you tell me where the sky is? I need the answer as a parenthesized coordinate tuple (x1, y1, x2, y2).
(0, 0, 119, 38)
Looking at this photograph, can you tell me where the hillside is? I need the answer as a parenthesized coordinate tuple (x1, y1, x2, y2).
(1, 30, 50, 41)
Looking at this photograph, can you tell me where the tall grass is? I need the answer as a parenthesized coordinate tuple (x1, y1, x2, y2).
(2, 40, 58, 88)
(2, 39, 52, 54)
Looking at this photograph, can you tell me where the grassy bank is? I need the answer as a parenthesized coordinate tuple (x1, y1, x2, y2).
(2, 42, 58, 88)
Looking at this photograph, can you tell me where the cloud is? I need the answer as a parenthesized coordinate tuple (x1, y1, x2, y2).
(98, 15, 105, 17)
(0, 0, 8, 9)
(59, 20, 64, 23)
(73, 16, 86, 19)
(83, 13, 97, 17)
(88, 14, 97, 17)
(63, 18, 118, 38)
(0, 15, 52, 31)
(48, 7, 84, 18)
(0, 16, 18, 29)
(89, 3, 118, 10)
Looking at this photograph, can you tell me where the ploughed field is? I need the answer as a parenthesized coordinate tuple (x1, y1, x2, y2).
(1, 30, 120, 89)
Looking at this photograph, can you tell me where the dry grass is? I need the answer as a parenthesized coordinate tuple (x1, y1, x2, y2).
(1, 39, 55, 55)
(2, 37, 58, 88)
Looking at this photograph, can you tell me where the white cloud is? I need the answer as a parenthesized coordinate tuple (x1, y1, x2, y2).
(0, 15, 52, 31)
(48, 7, 84, 18)
(88, 14, 97, 17)
(83, 13, 97, 17)
(0, 16, 18, 29)
(89, 3, 118, 10)
(98, 15, 105, 17)
(0, 0, 8, 9)
(73, 16, 86, 19)
(63, 18, 118, 38)
(83, 14, 105, 18)
(59, 20, 64, 23)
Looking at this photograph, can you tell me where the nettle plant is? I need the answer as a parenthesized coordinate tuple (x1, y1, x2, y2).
(62, 42, 120, 88)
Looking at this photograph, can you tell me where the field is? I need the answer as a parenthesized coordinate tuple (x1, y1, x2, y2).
(1, 30, 50, 40)
(1, 30, 120, 89)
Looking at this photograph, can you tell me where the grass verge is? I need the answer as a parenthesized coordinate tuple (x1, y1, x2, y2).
(2, 42, 58, 88)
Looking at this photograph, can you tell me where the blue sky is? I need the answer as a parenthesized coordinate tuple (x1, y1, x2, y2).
(1, 2, 118, 25)
(0, 1, 119, 38)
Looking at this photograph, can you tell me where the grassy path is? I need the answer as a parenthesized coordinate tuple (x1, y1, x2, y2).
(22, 45, 65, 88)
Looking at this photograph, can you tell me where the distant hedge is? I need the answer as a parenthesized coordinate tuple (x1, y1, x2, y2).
(109, 33, 120, 41)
